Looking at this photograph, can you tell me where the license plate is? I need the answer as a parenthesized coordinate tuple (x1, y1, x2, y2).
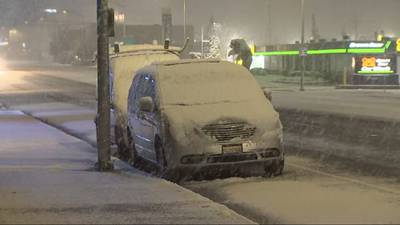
(222, 144, 243, 154)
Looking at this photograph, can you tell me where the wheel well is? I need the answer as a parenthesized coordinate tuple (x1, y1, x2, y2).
(154, 135, 167, 167)
(126, 127, 131, 138)
(154, 135, 161, 148)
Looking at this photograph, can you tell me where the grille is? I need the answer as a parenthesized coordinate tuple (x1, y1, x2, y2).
(202, 122, 256, 142)
(207, 153, 258, 163)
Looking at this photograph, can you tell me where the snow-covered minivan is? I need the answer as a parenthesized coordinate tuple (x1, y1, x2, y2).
(126, 59, 284, 181)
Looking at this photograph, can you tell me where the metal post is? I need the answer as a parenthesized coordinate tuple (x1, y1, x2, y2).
(266, 0, 272, 45)
(300, 0, 305, 91)
(122, 13, 126, 40)
(183, 0, 186, 41)
(201, 26, 204, 58)
(123, 18, 126, 39)
(96, 0, 113, 171)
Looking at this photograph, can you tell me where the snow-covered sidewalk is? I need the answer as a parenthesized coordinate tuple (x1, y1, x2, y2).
(13, 102, 97, 146)
(0, 110, 254, 224)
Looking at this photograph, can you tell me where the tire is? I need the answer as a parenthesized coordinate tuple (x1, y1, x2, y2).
(155, 138, 181, 183)
(115, 126, 129, 160)
(274, 159, 285, 176)
(155, 138, 168, 174)
(265, 159, 284, 177)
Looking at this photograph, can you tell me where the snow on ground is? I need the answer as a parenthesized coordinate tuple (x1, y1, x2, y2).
(6, 60, 97, 85)
(184, 155, 400, 224)
(272, 88, 400, 122)
(0, 110, 255, 224)
(13, 103, 97, 146)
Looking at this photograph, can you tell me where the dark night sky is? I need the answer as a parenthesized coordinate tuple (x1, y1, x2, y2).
(10, 0, 400, 44)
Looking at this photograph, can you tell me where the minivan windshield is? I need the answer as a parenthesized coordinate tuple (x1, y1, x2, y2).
(159, 62, 265, 106)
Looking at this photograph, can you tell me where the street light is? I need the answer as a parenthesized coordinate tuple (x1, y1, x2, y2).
(114, 11, 126, 39)
(44, 8, 58, 14)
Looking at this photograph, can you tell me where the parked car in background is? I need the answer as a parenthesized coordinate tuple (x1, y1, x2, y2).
(126, 59, 284, 182)
(108, 44, 180, 161)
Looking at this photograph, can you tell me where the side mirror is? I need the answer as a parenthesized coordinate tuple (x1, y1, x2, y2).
(262, 87, 272, 101)
(139, 96, 154, 113)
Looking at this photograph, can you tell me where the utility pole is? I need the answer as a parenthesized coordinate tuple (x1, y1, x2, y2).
(354, 9, 359, 40)
(300, 0, 305, 91)
(311, 14, 320, 41)
(266, 0, 272, 45)
(183, 0, 186, 42)
(123, 14, 126, 39)
(96, 0, 113, 171)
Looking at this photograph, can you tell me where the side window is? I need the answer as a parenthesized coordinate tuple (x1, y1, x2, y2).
(142, 75, 155, 99)
(129, 73, 156, 114)
(129, 74, 143, 114)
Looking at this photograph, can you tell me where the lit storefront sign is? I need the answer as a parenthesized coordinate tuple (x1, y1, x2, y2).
(354, 55, 396, 75)
(349, 42, 385, 48)
(254, 41, 392, 56)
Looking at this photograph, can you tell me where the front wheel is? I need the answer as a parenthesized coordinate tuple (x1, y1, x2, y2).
(115, 126, 129, 159)
(265, 159, 284, 177)
(274, 159, 285, 176)
(155, 139, 168, 174)
(155, 139, 181, 183)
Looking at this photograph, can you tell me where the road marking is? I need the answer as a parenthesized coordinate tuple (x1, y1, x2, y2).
(287, 162, 400, 196)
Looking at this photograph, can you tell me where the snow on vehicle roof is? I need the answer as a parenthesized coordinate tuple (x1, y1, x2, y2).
(152, 59, 221, 66)
(110, 44, 181, 57)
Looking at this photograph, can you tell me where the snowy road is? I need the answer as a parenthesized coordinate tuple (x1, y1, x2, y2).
(0, 64, 96, 108)
(2, 63, 400, 224)
(184, 156, 400, 224)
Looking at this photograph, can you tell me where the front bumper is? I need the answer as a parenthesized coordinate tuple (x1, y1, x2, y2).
(169, 149, 283, 179)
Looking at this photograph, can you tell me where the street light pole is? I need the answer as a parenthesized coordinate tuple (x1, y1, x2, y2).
(300, 0, 305, 91)
(96, 0, 113, 171)
(266, 0, 272, 45)
(183, 0, 186, 41)
(123, 14, 126, 39)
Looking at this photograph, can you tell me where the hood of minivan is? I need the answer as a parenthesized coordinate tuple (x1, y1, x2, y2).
(162, 100, 283, 152)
